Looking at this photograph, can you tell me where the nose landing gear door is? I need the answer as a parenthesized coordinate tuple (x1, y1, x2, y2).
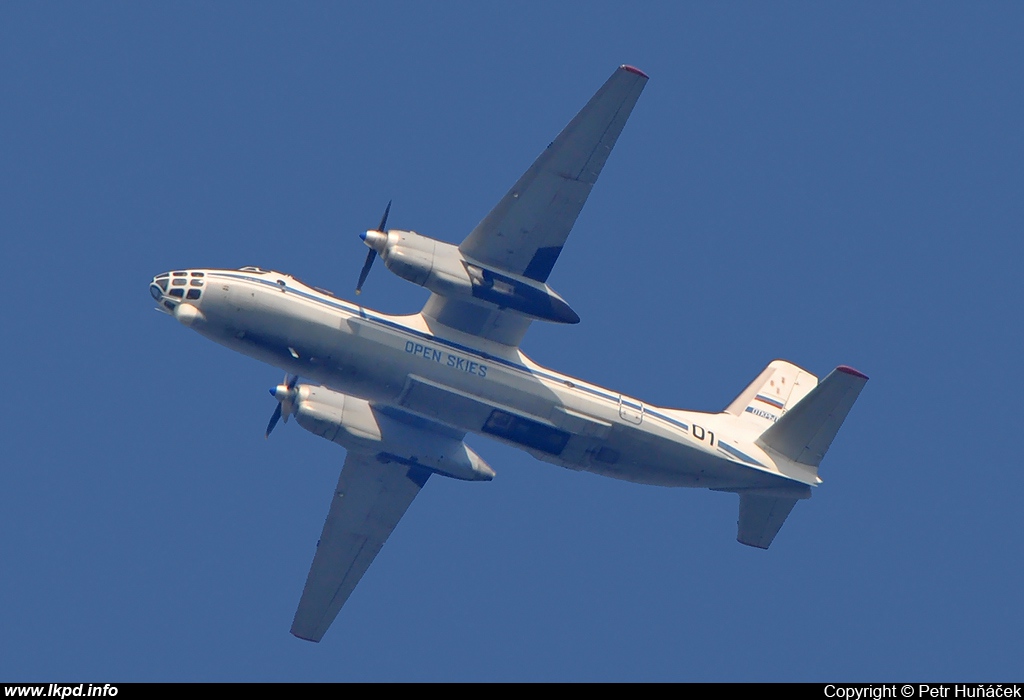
(618, 395, 643, 425)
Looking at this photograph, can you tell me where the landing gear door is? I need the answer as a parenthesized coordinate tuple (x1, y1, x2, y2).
(618, 395, 643, 425)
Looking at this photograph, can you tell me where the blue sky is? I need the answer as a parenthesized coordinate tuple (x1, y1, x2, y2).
(2, 2, 1022, 681)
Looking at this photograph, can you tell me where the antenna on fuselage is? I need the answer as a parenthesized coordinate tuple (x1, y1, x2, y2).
(355, 200, 391, 295)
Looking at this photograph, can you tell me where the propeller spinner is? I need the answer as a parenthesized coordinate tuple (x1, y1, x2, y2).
(355, 200, 391, 295)
(265, 374, 300, 438)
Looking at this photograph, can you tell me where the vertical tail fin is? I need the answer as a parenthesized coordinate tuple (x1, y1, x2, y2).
(724, 360, 818, 429)
(755, 366, 868, 467)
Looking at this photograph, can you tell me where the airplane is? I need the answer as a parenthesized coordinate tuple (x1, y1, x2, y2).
(148, 65, 867, 643)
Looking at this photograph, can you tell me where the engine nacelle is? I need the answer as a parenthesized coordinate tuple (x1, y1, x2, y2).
(292, 384, 495, 482)
(363, 228, 579, 324)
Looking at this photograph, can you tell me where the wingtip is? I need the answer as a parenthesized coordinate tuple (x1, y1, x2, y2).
(620, 64, 649, 79)
(836, 365, 869, 380)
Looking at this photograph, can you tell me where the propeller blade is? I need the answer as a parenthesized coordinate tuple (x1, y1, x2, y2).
(266, 375, 300, 436)
(265, 402, 283, 439)
(376, 200, 392, 233)
(353, 201, 392, 295)
(355, 249, 376, 295)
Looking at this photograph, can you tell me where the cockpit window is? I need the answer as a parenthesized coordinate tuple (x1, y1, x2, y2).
(172, 272, 187, 277)
(156, 279, 168, 292)
(172, 279, 186, 286)
(169, 288, 184, 298)
(189, 279, 203, 287)
(186, 289, 201, 300)
(190, 271, 204, 277)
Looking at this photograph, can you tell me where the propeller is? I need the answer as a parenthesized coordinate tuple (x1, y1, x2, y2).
(265, 373, 300, 438)
(355, 200, 391, 295)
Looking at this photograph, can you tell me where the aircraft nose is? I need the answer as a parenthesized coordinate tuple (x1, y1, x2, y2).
(150, 270, 208, 314)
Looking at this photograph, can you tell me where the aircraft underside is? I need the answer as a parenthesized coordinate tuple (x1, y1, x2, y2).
(148, 65, 866, 641)
(188, 274, 810, 492)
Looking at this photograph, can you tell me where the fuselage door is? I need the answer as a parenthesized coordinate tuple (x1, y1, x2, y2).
(618, 395, 643, 425)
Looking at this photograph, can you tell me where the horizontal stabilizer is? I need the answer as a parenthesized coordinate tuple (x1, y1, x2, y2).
(756, 366, 868, 467)
(737, 491, 805, 549)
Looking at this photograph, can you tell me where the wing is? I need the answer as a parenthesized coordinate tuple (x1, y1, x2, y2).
(460, 65, 648, 281)
(290, 450, 430, 642)
(421, 65, 648, 347)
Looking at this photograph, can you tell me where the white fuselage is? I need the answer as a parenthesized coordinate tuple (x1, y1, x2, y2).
(156, 267, 815, 491)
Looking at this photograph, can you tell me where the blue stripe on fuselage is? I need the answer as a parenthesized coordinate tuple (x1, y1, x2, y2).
(717, 441, 766, 467)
